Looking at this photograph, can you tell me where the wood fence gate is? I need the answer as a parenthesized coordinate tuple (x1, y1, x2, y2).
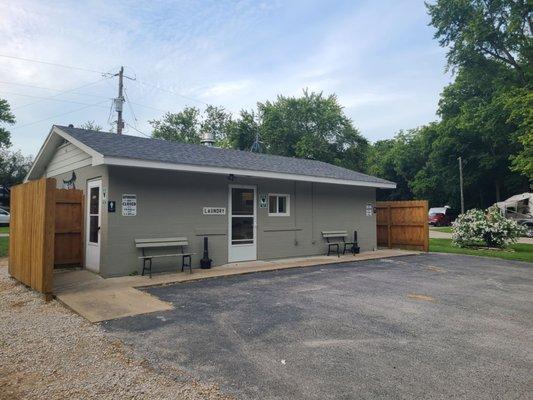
(376, 200, 429, 252)
(9, 178, 83, 296)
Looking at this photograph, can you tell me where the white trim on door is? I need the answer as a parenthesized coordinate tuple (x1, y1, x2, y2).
(85, 178, 102, 272)
(228, 184, 257, 263)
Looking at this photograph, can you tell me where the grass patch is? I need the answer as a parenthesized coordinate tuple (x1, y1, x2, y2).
(0, 237, 8, 257)
(430, 226, 452, 233)
(430, 238, 533, 263)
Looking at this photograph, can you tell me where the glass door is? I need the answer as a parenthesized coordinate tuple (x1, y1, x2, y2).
(85, 179, 101, 272)
(228, 185, 257, 262)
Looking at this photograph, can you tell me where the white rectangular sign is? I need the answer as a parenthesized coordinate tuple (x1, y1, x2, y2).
(122, 194, 137, 216)
(366, 203, 374, 217)
(203, 207, 226, 215)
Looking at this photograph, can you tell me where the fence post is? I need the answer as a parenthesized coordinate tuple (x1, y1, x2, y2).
(387, 204, 392, 248)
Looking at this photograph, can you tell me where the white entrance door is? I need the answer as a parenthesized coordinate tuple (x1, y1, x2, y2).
(85, 179, 102, 272)
(228, 185, 257, 262)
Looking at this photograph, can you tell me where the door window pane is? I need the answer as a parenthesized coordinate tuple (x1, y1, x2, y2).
(231, 217, 253, 244)
(90, 187, 99, 214)
(89, 216, 99, 243)
(232, 188, 254, 215)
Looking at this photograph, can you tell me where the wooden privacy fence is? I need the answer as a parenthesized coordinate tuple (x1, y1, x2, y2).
(9, 178, 83, 296)
(376, 200, 429, 252)
(55, 189, 83, 266)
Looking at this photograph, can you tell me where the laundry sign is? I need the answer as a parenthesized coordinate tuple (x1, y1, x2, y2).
(203, 207, 226, 215)
(122, 194, 137, 216)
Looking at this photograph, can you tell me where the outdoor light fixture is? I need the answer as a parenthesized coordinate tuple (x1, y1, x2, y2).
(227, 174, 235, 181)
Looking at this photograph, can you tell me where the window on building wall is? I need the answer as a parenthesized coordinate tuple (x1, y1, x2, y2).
(268, 194, 290, 216)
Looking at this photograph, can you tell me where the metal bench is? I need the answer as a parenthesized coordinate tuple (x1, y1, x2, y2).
(321, 230, 359, 257)
(134, 237, 195, 278)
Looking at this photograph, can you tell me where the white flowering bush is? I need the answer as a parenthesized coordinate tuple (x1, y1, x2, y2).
(451, 206, 525, 248)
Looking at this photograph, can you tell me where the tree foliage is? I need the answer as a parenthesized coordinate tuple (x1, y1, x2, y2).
(152, 91, 370, 173)
(427, 0, 532, 84)
(150, 105, 232, 145)
(0, 148, 33, 189)
(78, 121, 103, 131)
(0, 98, 15, 149)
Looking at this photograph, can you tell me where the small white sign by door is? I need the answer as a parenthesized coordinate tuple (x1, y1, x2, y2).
(122, 194, 137, 216)
(203, 207, 226, 215)
(366, 203, 374, 217)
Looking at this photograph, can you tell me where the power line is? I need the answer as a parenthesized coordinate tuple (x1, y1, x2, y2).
(133, 79, 209, 106)
(12, 100, 109, 129)
(0, 54, 108, 74)
(125, 122, 151, 138)
(0, 90, 110, 108)
(0, 80, 110, 100)
(124, 88, 139, 129)
(11, 77, 111, 111)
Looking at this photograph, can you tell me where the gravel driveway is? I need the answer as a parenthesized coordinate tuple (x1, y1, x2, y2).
(104, 254, 533, 400)
(0, 261, 231, 400)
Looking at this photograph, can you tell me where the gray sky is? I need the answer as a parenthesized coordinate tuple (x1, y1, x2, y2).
(0, 0, 451, 156)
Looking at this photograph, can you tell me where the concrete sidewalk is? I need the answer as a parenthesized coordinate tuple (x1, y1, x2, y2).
(54, 249, 418, 323)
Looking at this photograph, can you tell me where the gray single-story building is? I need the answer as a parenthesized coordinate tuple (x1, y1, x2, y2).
(26, 125, 395, 277)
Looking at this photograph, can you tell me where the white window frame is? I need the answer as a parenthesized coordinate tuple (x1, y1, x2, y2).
(268, 193, 290, 217)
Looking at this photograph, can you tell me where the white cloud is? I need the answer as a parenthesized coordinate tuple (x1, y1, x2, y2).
(0, 0, 450, 155)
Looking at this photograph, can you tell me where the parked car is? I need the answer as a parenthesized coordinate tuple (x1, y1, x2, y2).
(0, 207, 9, 226)
(518, 220, 533, 238)
(428, 206, 457, 226)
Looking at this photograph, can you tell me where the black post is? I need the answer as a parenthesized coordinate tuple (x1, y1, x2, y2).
(353, 230, 360, 255)
(200, 236, 212, 269)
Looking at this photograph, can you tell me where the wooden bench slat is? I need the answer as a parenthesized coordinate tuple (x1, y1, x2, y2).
(135, 242, 188, 248)
(135, 237, 187, 244)
(322, 231, 348, 238)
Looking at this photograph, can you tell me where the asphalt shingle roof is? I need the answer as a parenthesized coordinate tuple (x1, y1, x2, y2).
(56, 125, 394, 186)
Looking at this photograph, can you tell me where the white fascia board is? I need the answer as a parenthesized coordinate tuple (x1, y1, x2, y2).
(103, 156, 397, 189)
(53, 127, 104, 163)
(25, 126, 57, 181)
(24, 126, 104, 182)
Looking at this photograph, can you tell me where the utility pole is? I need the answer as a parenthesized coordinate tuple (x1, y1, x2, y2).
(458, 156, 465, 214)
(111, 66, 135, 134)
(114, 67, 124, 134)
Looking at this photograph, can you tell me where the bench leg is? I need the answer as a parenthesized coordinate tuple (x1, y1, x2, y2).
(327, 244, 339, 257)
(182, 255, 192, 274)
(142, 258, 152, 278)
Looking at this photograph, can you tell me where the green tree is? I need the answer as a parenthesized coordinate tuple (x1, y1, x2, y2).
(150, 105, 232, 145)
(257, 90, 369, 168)
(201, 105, 232, 144)
(427, 0, 532, 85)
(150, 106, 201, 143)
(78, 121, 103, 131)
(226, 110, 260, 151)
(0, 98, 15, 149)
(503, 87, 533, 181)
(0, 149, 32, 189)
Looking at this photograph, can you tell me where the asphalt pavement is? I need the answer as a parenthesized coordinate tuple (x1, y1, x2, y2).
(104, 253, 533, 400)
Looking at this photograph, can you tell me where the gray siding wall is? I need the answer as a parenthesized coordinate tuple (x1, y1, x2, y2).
(105, 166, 376, 277)
(45, 142, 92, 177)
